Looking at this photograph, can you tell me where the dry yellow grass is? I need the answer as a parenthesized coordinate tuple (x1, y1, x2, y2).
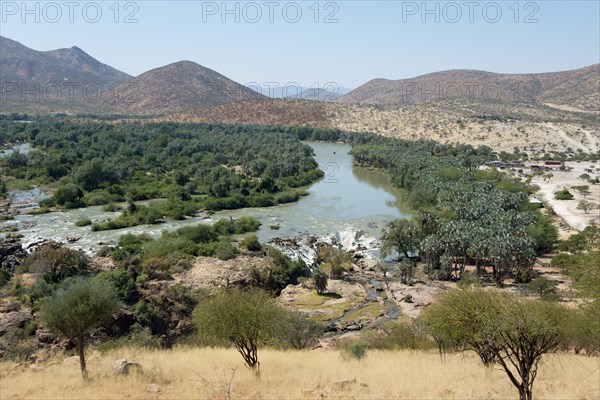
(1, 348, 598, 399)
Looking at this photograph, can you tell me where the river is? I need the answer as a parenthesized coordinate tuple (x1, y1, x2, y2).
(5, 142, 409, 261)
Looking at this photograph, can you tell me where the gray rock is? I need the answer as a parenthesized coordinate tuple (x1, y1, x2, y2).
(146, 384, 161, 393)
(0, 311, 33, 335)
(112, 358, 143, 376)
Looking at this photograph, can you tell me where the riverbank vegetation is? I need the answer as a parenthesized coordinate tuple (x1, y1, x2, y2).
(0, 120, 322, 227)
(1, 118, 599, 399)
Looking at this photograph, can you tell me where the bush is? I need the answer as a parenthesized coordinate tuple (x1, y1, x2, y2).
(365, 321, 433, 350)
(174, 224, 218, 243)
(312, 268, 328, 294)
(0, 268, 11, 286)
(21, 243, 89, 284)
(240, 234, 261, 251)
(554, 189, 574, 200)
(212, 217, 261, 235)
(53, 183, 84, 207)
(75, 218, 92, 227)
(340, 340, 368, 361)
(527, 277, 559, 301)
(275, 311, 323, 349)
(215, 242, 237, 260)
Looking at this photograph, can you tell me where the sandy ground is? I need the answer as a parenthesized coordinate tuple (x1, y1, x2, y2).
(530, 162, 600, 231)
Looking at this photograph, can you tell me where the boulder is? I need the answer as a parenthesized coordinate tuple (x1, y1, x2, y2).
(0, 311, 33, 335)
(146, 384, 161, 393)
(112, 358, 143, 376)
(63, 356, 80, 365)
(0, 238, 27, 271)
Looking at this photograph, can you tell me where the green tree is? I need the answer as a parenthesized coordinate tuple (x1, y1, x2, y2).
(421, 289, 567, 400)
(571, 185, 590, 198)
(193, 288, 283, 375)
(39, 278, 121, 380)
(577, 200, 598, 214)
(578, 173, 591, 182)
(312, 268, 328, 294)
(53, 183, 84, 207)
(398, 259, 414, 284)
(317, 247, 351, 279)
(381, 219, 420, 265)
(0, 177, 7, 198)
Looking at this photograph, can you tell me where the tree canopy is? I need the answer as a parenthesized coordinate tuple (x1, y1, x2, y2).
(40, 278, 121, 379)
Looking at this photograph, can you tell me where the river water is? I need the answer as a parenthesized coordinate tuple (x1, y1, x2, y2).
(5, 142, 409, 261)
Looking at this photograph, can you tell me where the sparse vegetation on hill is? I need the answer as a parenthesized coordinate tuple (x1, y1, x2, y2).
(339, 64, 600, 111)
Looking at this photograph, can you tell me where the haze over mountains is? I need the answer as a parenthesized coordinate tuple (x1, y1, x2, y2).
(0, 36, 598, 115)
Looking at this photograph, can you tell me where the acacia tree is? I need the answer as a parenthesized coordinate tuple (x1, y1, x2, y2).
(193, 288, 283, 375)
(421, 289, 567, 400)
(40, 278, 121, 380)
(577, 200, 598, 214)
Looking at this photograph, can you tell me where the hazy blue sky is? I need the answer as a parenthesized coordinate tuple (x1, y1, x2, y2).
(1, 1, 599, 88)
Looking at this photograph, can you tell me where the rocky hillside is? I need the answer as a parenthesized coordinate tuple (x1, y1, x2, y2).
(165, 98, 330, 127)
(0, 36, 132, 111)
(166, 97, 599, 154)
(339, 64, 600, 111)
(105, 61, 266, 114)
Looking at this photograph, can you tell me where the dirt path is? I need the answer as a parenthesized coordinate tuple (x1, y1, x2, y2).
(543, 103, 600, 114)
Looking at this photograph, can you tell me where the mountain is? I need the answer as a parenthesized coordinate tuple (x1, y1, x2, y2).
(106, 61, 267, 114)
(339, 65, 600, 111)
(253, 86, 352, 100)
(0, 36, 132, 111)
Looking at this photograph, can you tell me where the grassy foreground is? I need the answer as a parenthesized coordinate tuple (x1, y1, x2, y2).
(1, 348, 598, 399)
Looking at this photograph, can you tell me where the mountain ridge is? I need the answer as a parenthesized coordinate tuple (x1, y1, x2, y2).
(339, 64, 600, 111)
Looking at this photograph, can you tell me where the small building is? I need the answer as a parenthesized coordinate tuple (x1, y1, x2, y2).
(544, 160, 562, 166)
(529, 198, 544, 208)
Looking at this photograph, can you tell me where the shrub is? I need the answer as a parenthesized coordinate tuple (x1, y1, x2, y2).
(275, 311, 323, 350)
(75, 218, 92, 227)
(554, 189, 574, 200)
(240, 234, 261, 251)
(340, 340, 368, 361)
(312, 268, 328, 294)
(21, 243, 89, 284)
(215, 242, 237, 260)
(527, 277, 559, 301)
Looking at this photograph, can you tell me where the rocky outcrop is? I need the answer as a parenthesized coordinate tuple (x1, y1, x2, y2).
(0, 311, 33, 335)
(0, 238, 27, 271)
